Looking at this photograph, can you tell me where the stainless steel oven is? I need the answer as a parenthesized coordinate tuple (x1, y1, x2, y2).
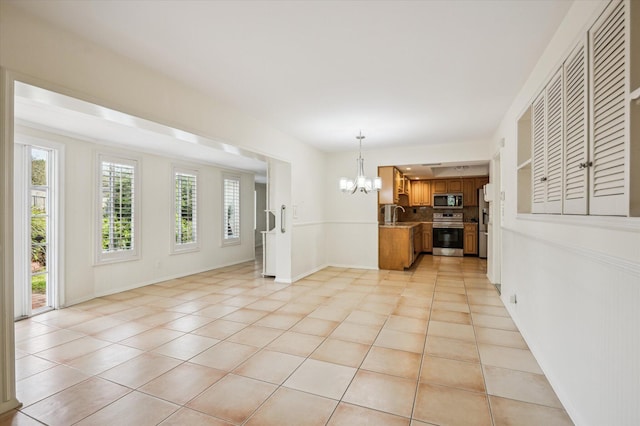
(432, 212, 464, 257)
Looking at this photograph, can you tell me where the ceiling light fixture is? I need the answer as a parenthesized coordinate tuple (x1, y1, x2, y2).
(339, 131, 381, 194)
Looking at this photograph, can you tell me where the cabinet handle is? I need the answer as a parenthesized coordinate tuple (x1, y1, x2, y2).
(578, 161, 593, 169)
(540, 177, 547, 182)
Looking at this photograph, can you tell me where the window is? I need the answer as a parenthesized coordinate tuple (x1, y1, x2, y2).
(173, 167, 198, 252)
(223, 174, 240, 244)
(96, 154, 139, 263)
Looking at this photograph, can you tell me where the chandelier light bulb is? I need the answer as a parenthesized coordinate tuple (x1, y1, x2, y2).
(339, 132, 381, 194)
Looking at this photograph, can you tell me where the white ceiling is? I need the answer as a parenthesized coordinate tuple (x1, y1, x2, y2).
(8, 0, 572, 152)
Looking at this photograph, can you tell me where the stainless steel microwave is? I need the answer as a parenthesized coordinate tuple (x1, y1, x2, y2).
(433, 193, 463, 209)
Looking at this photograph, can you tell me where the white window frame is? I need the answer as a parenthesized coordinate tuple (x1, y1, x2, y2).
(95, 153, 140, 264)
(222, 173, 241, 246)
(14, 134, 65, 314)
(172, 166, 199, 253)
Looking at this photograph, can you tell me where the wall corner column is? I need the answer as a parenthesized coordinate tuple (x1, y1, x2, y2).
(0, 69, 20, 415)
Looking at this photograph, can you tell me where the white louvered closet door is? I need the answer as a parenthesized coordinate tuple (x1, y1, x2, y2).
(531, 92, 546, 213)
(544, 70, 563, 214)
(589, 0, 628, 216)
(563, 39, 589, 215)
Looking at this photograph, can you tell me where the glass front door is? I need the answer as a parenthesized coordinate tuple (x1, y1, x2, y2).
(30, 147, 52, 312)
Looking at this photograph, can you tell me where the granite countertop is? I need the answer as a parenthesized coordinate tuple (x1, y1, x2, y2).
(379, 222, 424, 228)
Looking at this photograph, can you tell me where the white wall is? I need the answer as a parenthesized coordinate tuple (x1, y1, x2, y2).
(324, 140, 492, 269)
(0, 2, 328, 280)
(492, 1, 640, 425)
(0, 4, 328, 412)
(17, 125, 256, 306)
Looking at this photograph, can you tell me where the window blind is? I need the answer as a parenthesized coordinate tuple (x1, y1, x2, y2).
(175, 172, 197, 245)
(223, 177, 240, 240)
(101, 161, 135, 253)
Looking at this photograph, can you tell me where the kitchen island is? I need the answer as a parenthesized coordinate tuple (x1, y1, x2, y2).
(378, 222, 425, 270)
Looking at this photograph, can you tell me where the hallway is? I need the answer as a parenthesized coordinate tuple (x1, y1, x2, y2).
(2, 256, 572, 425)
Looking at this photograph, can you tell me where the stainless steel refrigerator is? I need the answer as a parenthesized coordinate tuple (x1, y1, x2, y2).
(478, 188, 488, 258)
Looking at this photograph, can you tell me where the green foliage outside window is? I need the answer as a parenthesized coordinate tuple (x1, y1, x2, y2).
(176, 174, 196, 244)
(102, 165, 134, 252)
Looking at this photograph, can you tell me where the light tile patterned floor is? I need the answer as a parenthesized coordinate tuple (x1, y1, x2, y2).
(2, 255, 574, 425)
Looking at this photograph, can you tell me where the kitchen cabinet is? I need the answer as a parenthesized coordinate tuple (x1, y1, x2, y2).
(410, 180, 431, 206)
(422, 222, 432, 252)
(378, 166, 395, 204)
(395, 169, 411, 196)
(432, 179, 466, 194)
(431, 180, 448, 194)
(410, 180, 421, 206)
(463, 179, 477, 206)
(430, 178, 487, 206)
(413, 224, 422, 259)
(447, 179, 463, 193)
(463, 223, 478, 255)
(379, 166, 411, 205)
(378, 223, 421, 270)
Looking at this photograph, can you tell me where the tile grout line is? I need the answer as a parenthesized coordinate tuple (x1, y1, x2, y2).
(408, 254, 439, 423)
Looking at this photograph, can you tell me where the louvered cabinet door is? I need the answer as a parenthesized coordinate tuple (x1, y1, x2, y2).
(531, 93, 546, 213)
(563, 39, 589, 214)
(589, 0, 629, 216)
(545, 70, 563, 213)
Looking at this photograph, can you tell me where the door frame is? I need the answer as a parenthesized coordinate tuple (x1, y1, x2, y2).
(0, 69, 19, 414)
(14, 134, 65, 318)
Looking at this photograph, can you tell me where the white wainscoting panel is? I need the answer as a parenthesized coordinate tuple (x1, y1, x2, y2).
(501, 228, 639, 426)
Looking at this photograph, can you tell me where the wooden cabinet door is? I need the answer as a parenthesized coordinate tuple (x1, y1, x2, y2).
(378, 166, 394, 204)
(448, 179, 463, 193)
(432, 180, 447, 194)
(463, 224, 477, 254)
(413, 227, 422, 259)
(422, 181, 431, 205)
(393, 168, 402, 202)
(410, 181, 422, 206)
(422, 224, 432, 252)
(463, 179, 477, 206)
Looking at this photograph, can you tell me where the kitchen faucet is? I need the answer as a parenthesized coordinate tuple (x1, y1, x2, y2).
(393, 205, 405, 225)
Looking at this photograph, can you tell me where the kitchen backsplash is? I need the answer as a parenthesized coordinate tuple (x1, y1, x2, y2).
(379, 206, 479, 223)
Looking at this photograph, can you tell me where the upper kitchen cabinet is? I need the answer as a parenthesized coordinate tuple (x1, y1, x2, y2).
(431, 180, 448, 194)
(447, 179, 464, 193)
(410, 180, 431, 206)
(517, 0, 640, 217)
(432, 179, 464, 194)
(463, 179, 477, 207)
(411, 178, 487, 207)
(379, 166, 409, 205)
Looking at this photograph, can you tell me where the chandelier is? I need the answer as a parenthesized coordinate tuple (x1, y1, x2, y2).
(339, 132, 381, 194)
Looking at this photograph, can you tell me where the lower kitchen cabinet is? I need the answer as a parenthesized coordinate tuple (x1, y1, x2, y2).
(422, 223, 432, 252)
(379, 224, 422, 270)
(463, 223, 478, 255)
